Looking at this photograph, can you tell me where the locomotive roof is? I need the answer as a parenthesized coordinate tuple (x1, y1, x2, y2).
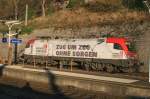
(36, 38, 106, 41)
(27, 37, 128, 45)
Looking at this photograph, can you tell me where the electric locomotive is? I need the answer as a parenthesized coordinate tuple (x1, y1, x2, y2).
(22, 37, 139, 73)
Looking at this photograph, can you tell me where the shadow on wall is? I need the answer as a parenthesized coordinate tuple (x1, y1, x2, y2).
(17, 69, 70, 99)
(18, 74, 70, 99)
(45, 68, 70, 99)
(127, 96, 150, 99)
(0, 64, 6, 77)
(0, 64, 70, 99)
(0, 81, 61, 99)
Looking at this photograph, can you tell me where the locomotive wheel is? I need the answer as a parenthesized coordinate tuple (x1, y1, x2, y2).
(84, 62, 90, 71)
(90, 62, 99, 71)
(101, 63, 106, 71)
(27, 58, 32, 64)
(91, 63, 104, 71)
(106, 64, 114, 73)
(128, 66, 136, 73)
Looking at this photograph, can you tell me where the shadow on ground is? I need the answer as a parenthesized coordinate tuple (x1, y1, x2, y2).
(45, 68, 70, 99)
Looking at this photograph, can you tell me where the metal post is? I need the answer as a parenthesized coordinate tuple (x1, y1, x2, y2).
(59, 61, 62, 70)
(33, 56, 36, 68)
(46, 56, 48, 68)
(149, 56, 150, 82)
(8, 26, 11, 47)
(14, 33, 18, 64)
(8, 46, 12, 65)
(25, 4, 28, 26)
(23, 59, 24, 66)
(5, 20, 21, 65)
(8, 26, 12, 65)
(144, 0, 150, 14)
(71, 59, 73, 71)
(144, 0, 150, 82)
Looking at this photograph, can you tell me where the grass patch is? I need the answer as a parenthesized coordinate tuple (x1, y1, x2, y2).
(84, 2, 121, 12)
(67, 0, 84, 9)
(28, 8, 148, 29)
(21, 26, 34, 35)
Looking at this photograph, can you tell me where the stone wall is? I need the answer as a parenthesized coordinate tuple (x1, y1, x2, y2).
(21, 22, 150, 72)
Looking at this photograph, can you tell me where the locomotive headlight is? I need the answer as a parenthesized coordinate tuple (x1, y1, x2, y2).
(127, 51, 137, 59)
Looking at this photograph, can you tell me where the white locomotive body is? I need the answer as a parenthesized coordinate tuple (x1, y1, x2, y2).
(23, 37, 138, 72)
(25, 38, 128, 59)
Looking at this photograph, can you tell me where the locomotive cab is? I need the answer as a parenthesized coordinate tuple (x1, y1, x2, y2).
(106, 37, 137, 59)
(24, 39, 36, 55)
(126, 42, 137, 59)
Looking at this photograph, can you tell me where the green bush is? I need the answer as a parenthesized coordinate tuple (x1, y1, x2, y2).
(21, 26, 33, 35)
(28, 8, 36, 19)
(67, 0, 84, 9)
(0, 26, 8, 33)
(47, 4, 54, 15)
(122, 0, 146, 10)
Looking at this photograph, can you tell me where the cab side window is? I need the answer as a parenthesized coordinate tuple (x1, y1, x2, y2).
(97, 39, 104, 44)
(114, 43, 122, 50)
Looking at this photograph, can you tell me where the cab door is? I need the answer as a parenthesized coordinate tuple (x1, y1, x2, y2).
(112, 43, 124, 59)
(48, 41, 53, 56)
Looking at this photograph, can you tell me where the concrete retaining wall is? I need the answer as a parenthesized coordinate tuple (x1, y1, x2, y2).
(2, 66, 150, 97)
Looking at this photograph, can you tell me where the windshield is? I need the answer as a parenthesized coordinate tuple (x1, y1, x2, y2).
(114, 43, 122, 50)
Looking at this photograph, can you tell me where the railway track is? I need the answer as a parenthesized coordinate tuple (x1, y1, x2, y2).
(16, 64, 148, 81)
